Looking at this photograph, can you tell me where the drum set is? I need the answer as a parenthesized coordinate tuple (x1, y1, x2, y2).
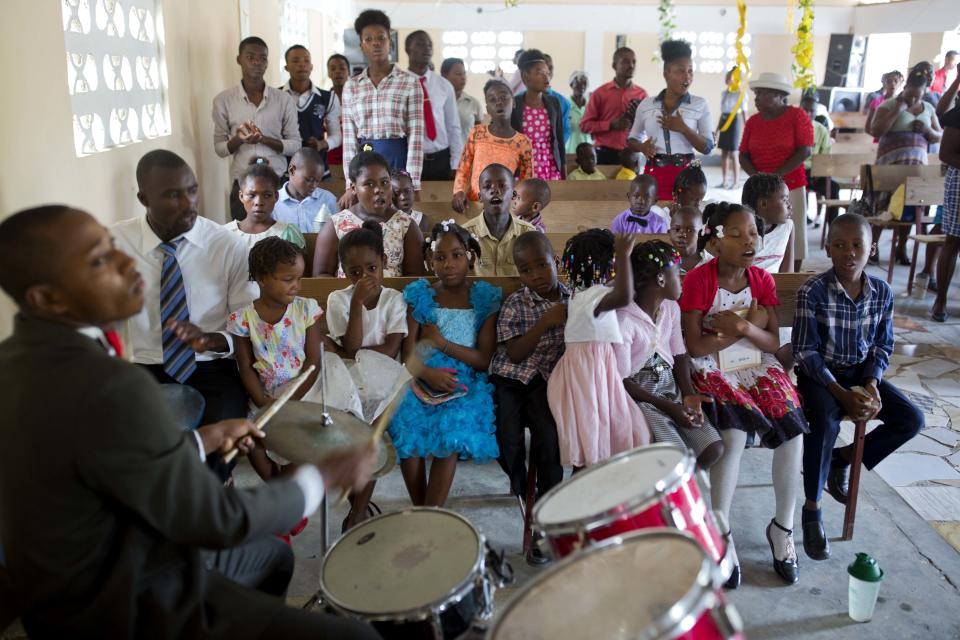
(259, 352, 742, 639)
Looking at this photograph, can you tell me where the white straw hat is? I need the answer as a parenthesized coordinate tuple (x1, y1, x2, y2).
(748, 72, 794, 95)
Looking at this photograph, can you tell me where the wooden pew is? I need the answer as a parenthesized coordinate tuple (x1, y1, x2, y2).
(832, 132, 877, 154)
(829, 111, 868, 132)
(418, 179, 634, 203)
(298, 272, 812, 335)
(563, 164, 624, 179)
(545, 232, 670, 256)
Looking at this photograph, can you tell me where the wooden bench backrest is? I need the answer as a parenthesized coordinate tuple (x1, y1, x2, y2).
(863, 164, 942, 192)
(904, 176, 946, 206)
(418, 180, 633, 203)
(829, 112, 868, 131)
(418, 201, 634, 234)
(810, 153, 876, 179)
(299, 271, 811, 334)
(323, 179, 347, 197)
(563, 164, 624, 179)
(546, 232, 670, 255)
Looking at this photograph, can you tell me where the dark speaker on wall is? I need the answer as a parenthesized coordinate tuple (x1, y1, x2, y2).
(823, 33, 867, 88)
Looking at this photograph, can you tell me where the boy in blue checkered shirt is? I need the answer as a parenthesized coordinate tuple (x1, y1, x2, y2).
(791, 213, 922, 562)
(489, 232, 568, 563)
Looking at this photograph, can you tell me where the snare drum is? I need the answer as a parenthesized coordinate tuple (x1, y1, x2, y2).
(318, 508, 512, 639)
(533, 444, 728, 570)
(488, 530, 744, 640)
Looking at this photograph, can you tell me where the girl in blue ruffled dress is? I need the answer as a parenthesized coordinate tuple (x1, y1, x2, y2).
(389, 220, 501, 506)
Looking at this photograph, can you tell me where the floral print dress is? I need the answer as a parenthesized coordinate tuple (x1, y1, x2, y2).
(523, 105, 562, 181)
(689, 286, 808, 449)
(226, 297, 323, 395)
(330, 210, 413, 277)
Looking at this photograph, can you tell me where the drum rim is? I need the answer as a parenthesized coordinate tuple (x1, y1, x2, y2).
(532, 444, 694, 535)
(319, 507, 487, 622)
(487, 530, 721, 640)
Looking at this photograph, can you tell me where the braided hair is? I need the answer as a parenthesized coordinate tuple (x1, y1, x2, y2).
(423, 219, 483, 270)
(248, 236, 304, 281)
(698, 202, 765, 254)
(561, 228, 615, 291)
(338, 220, 385, 265)
(741, 173, 786, 212)
(673, 161, 707, 202)
(630, 240, 681, 287)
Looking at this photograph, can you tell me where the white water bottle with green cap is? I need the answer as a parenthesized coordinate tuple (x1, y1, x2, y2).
(848, 552, 884, 622)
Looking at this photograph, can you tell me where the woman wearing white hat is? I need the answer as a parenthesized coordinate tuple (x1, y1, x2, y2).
(739, 72, 814, 271)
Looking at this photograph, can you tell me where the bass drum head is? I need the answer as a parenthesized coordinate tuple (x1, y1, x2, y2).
(491, 531, 710, 639)
(535, 445, 687, 526)
(321, 508, 482, 617)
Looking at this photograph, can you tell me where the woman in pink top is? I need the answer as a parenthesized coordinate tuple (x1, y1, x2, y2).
(510, 49, 565, 181)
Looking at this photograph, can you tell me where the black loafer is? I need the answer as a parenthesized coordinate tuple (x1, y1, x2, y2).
(723, 564, 741, 590)
(802, 518, 831, 560)
(826, 462, 850, 505)
(766, 519, 799, 584)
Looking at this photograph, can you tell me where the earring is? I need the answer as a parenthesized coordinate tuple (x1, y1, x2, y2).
(657, 274, 666, 287)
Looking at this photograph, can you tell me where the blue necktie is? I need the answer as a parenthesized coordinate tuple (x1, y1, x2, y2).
(159, 239, 197, 383)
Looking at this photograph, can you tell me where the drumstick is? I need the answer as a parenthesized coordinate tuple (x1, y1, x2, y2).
(222, 365, 316, 463)
(334, 375, 411, 507)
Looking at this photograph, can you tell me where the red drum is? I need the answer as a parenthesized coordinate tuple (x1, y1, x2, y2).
(533, 444, 730, 573)
(488, 530, 745, 640)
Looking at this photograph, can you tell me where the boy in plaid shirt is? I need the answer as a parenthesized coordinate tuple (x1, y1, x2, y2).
(792, 214, 922, 562)
(489, 232, 568, 563)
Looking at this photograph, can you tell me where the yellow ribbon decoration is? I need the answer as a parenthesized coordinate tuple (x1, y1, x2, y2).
(719, 0, 749, 133)
(791, 0, 816, 90)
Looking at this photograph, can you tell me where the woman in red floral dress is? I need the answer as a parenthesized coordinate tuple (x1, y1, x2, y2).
(680, 203, 809, 590)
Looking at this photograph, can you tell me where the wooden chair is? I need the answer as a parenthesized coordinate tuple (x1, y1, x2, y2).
(863, 164, 942, 284)
(811, 153, 875, 249)
(902, 175, 947, 295)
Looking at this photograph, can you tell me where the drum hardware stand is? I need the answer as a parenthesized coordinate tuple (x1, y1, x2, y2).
(317, 343, 331, 558)
(709, 599, 744, 636)
(659, 493, 687, 530)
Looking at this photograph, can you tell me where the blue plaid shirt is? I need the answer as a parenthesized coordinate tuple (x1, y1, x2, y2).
(791, 269, 894, 388)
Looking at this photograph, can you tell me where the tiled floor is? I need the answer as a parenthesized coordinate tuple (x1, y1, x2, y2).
(702, 164, 960, 554)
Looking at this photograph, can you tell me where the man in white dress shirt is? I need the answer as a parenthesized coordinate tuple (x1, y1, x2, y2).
(405, 31, 463, 181)
(212, 36, 302, 221)
(112, 150, 254, 427)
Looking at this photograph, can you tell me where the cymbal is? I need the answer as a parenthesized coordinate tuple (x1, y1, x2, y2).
(259, 401, 396, 479)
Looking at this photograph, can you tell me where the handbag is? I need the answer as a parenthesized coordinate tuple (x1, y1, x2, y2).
(847, 164, 877, 218)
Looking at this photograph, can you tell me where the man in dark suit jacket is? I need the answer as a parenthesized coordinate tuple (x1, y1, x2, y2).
(0, 206, 380, 639)
(510, 48, 567, 180)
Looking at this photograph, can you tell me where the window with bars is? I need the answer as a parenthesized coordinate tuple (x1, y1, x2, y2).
(441, 31, 524, 75)
(672, 31, 753, 74)
(279, 0, 308, 79)
(61, 0, 170, 156)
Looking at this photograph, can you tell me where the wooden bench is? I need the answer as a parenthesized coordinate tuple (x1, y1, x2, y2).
(419, 201, 633, 234)
(417, 179, 634, 203)
(545, 232, 671, 256)
(298, 272, 811, 336)
(563, 164, 625, 179)
(829, 111, 868, 132)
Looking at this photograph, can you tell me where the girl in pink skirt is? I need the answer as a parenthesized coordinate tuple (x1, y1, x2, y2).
(546, 230, 650, 468)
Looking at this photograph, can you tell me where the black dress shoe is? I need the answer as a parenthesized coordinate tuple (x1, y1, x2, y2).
(802, 518, 831, 560)
(826, 462, 850, 505)
(766, 519, 799, 584)
(723, 564, 741, 590)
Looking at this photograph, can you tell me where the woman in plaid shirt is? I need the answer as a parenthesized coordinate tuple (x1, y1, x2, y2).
(339, 10, 424, 209)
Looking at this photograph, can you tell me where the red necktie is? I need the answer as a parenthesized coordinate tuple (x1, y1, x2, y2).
(419, 76, 437, 141)
(104, 329, 124, 358)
